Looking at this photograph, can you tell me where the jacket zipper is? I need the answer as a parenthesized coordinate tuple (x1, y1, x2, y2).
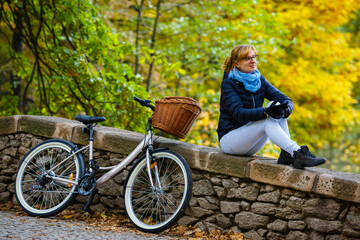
(251, 93, 255, 108)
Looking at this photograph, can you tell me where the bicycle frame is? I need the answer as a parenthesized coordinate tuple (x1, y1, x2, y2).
(49, 125, 155, 188)
(96, 129, 152, 185)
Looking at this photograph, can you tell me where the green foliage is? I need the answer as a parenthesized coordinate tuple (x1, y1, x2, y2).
(0, 0, 149, 132)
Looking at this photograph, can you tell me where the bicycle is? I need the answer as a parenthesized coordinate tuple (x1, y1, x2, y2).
(14, 96, 193, 233)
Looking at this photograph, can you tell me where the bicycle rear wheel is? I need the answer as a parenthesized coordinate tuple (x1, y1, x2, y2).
(14, 139, 85, 217)
(124, 150, 192, 233)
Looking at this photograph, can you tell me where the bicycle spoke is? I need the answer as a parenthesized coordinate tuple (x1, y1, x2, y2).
(27, 159, 45, 174)
(15, 140, 83, 216)
(124, 150, 192, 232)
(132, 192, 153, 207)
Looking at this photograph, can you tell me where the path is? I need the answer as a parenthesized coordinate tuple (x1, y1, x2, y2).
(0, 210, 178, 240)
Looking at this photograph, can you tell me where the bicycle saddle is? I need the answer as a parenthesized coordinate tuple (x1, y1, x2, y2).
(75, 114, 106, 124)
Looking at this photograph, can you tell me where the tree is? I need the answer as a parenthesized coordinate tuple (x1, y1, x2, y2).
(1, 0, 359, 172)
(0, 0, 149, 132)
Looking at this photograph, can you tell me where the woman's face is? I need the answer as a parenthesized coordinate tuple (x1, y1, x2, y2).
(235, 49, 257, 73)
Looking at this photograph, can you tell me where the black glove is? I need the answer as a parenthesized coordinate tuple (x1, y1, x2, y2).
(265, 101, 288, 119)
(282, 101, 293, 118)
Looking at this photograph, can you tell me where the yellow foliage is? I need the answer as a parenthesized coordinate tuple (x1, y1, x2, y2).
(258, 0, 360, 146)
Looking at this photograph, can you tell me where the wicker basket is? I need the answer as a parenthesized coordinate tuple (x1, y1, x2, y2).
(152, 96, 201, 139)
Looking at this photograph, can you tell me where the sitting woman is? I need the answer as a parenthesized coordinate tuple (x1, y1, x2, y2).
(217, 44, 325, 169)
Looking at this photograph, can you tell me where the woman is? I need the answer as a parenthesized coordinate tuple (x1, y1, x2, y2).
(217, 45, 325, 169)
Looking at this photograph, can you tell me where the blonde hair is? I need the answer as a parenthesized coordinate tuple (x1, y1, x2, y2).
(222, 45, 257, 72)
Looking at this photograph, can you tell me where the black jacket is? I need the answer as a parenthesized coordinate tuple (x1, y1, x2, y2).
(217, 72, 293, 141)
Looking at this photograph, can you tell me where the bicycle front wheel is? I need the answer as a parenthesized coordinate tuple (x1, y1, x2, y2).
(124, 150, 193, 233)
(14, 139, 85, 217)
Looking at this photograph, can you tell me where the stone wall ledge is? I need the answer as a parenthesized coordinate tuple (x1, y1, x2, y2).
(1, 115, 359, 204)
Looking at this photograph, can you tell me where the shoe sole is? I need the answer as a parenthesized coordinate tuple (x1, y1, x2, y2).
(293, 159, 326, 169)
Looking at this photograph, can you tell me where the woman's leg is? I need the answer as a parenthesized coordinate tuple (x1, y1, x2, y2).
(278, 118, 290, 137)
(220, 118, 299, 156)
(220, 120, 269, 155)
(263, 118, 300, 156)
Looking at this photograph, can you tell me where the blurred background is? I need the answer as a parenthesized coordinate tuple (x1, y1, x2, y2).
(1, 0, 359, 173)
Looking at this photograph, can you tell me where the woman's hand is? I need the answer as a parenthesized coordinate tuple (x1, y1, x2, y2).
(265, 101, 288, 119)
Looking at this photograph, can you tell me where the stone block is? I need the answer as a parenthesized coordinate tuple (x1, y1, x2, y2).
(309, 231, 325, 240)
(88, 126, 143, 154)
(251, 202, 277, 215)
(186, 206, 214, 218)
(89, 203, 108, 213)
(227, 184, 259, 201)
(71, 126, 90, 146)
(235, 211, 269, 230)
(220, 201, 241, 214)
(343, 227, 360, 238)
(0, 176, 12, 183)
(9, 139, 20, 147)
(240, 200, 251, 211)
(213, 186, 227, 199)
(178, 216, 198, 226)
(0, 192, 11, 203)
(275, 207, 302, 220)
(0, 183, 6, 192)
(52, 121, 83, 142)
(0, 116, 18, 135)
(197, 198, 218, 210)
(288, 220, 306, 230)
(287, 196, 305, 211)
(18, 115, 76, 139)
(206, 222, 224, 232)
(20, 137, 32, 148)
(286, 231, 308, 240)
(249, 160, 317, 192)
(346, 209, 360, 230)
(244, 230, 265, 240)
(257, 228, 268, 237)
(314, 171, 360, 204)
(257, 190, 281, 203)
(302, 198, 341, 220)
(216, 213, 232, 229)
(192, 179, 215, 196)
(97, 179, 122, 196)
(3, 147, 17, 157)
(267, 219, 288, 233)
(221, 179, 239, 188)
(157, 138, 252, 178)
(306, 218, 342, 233)
(266, 231, 286, 239)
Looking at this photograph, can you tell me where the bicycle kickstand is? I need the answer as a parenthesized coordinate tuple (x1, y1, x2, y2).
(83, 188, 98, 213)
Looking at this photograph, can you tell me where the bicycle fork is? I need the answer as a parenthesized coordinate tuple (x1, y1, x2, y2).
(146, 147, 162, 191)
(146, 124, 162, 191)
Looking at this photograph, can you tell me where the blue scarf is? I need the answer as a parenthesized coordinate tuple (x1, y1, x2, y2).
(229, 68, 261, 93)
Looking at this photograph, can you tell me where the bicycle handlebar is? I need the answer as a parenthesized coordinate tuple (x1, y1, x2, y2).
(133, 96, 155, 111)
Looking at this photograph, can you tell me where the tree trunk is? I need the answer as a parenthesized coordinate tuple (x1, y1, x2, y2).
(10, 9, 24, 112)
(135, 0, 145, 75)
(146, 0, 161, 92)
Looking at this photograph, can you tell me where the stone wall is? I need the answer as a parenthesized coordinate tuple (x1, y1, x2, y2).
(1, 115, 360, 240)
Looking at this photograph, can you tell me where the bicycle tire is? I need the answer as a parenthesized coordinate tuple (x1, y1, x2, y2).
(123, 150, 193, 233)
(14, 139, 85, 217)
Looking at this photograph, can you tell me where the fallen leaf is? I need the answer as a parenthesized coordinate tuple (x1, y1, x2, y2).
(195, 231, 204, 237)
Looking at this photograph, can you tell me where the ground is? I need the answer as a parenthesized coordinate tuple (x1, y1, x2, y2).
(0, 202, 247, 240)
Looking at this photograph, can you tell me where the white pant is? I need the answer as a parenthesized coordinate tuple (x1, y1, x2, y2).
(220, 117, 300, 156)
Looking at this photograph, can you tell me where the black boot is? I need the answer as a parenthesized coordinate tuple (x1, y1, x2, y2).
(293, 145, 326, 169)
(277, 149, 294, 165)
